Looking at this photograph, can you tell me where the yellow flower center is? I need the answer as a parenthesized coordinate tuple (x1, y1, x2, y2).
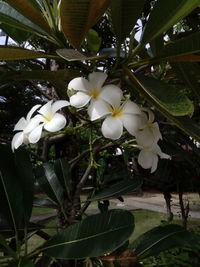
(43, 113, 53, 122)
(147, 122, 154, 131)
(90, 89, 99, 99)
(111, 107, 123, 118)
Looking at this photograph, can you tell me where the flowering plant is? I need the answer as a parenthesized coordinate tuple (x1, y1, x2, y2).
(0, 0, 197, 266)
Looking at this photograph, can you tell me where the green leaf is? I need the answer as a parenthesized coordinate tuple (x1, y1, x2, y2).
(42, 209, 134, 259)
(135, 73, 194, 116)
(171, 62, 200, 101)
(86, 29, 101, 53)
(110, 0, 145, 44)
(1, 23, 31, 43)
(60, 0, 109, 48)
(0, 2, 48, 36)
(0, 69, 79, 82)
(124, 67, 200, 142)
(140, 0, 200, 47)
(35, 163, 64, 206)
(160, 31, 200, 59)
(14, 148, 35, 225)
(56, 48, 108, 61)
(90, 177, 143, 201)
(0, 46, 50, 60)
(130, 224, 193, 259)
(0, 146, 34, 231)
(54, 159, 72, 193)
(4, 0, 50, 33)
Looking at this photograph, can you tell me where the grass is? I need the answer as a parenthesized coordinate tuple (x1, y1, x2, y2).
(27, 205, 200, 254)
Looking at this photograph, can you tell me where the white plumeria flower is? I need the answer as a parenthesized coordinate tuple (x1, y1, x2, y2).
(87, 89, 141, 140)
(68, 72, 122, 113)
(136, 109, 162, 147)
(11, 104, 41, 151)
(138, 143, 171, 173)
(29, 100, 69, 143)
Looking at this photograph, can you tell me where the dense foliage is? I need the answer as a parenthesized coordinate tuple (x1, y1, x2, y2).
(0, 0, 200, 266)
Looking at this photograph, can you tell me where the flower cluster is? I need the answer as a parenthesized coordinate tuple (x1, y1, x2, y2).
(11, 100, 69, 151)
(68, 72, 171, 172)
(12, 72, 170, 173)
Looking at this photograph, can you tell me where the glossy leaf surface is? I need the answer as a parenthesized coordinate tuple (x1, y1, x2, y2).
(134, 73, 194, 116)
(130, 224, 193, 259)
(60, 0, 109, 48)
(35, 163, 64, 206)
(0, 46, 48, 60)
(42, 209, 134, 259)
(0, 2, 47, 36)
(125, 67, 200, 142)
(140, 0, 200, 46)
(110, 0, 145, 44)
(90, 177, 143, 201)
(4, 0, 50, 32)
(0, 145, 34, 231)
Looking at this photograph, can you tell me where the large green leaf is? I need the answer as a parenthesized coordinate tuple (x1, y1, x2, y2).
(0, 69, 79, 82)
(4, 0, 50, 33)
(110, 0, 145, 44)
(0, 46, 51, 60)
(0, 145, 33, 231)
(56, 48, 107, 61)
(135, 73, 193, 116)
(124, 67, 200, 142)
(130, 224, 193, 259)
(35, 163, 64, 206)
(0, 2, 48, 36)
(160, 31, 200, 59)
(1, 23, 31, 43)
(139, 0, 200, 47)
(131, 31, 200, 66)
(14, 148, 34, 225)
(54, 159, 72, 193)
(90, 177, 143, 201)
(60, 0, 109, 48)
(171, 62, 200, 101)
(42, 209, 134, 259)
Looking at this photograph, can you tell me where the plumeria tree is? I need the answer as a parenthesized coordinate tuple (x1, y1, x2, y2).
(0, 0, 200, 266)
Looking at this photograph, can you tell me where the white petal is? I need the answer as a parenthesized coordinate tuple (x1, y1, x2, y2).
(147, 109, 155, 123)
(150, 154, 159, 173)
(68, 77, 92, 92)
(38, 100, 53, 117)
(135, 124, 161, 147)
(101, 116, 123, 140)
(122, 100, 141, 115)
(138, 112, 148, 129)
(152, 122, 162, 140)
(26, 104, 41, 121)
(23, 117, 41, 134)
(120, 114, 140, 136)
(138, 150, 154, 169)
(14, 117, 27, 131)
(88, 72, 107, 90)
(154, 144, 171, 160)
(28, 124, 43, 143)
(100, 85, 123, 108)
(11, 132, 24, 151)
(44, 113, 66, 132)
(88, 99, 111, 121)
(70, 92, 91, 108)
(52, 100, 70, 114)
